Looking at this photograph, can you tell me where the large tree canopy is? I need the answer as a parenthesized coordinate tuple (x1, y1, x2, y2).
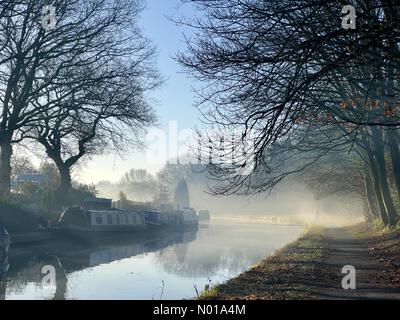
(178, 0, 400, 226)
(0, 0, 160, 199)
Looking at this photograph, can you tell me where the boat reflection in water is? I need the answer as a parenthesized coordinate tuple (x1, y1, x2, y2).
(1, 226, 200, 300)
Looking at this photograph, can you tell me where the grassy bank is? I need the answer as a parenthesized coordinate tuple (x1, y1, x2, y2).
(355, 223, 400, 287)
(201, 224, 400, 300)
(201, 227, 327, 300)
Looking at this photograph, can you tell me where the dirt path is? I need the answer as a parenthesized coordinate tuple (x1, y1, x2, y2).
(313, 228, 400, 300)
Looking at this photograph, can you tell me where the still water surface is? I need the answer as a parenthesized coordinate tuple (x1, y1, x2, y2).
(1, 219, 303, 300)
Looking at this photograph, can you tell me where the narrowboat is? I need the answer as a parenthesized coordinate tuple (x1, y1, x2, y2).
(175, 208, 199, 227)
(58, 198, 147, 239)
(143, 209, 169, 228)
(143, 208, 191, 229)
(197, 210, 211, 221)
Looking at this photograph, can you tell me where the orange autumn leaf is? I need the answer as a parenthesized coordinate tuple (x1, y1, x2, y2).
(340, 101, 348, 109)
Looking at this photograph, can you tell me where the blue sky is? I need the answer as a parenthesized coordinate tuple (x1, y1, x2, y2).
(80, 0, 201, 183)
(140, 0, 199, 129)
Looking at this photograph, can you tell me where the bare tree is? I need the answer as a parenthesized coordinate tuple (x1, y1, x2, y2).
(30, 56, 159, 203)
(0, 0, 157, 197)
(177, 0, 400, 225)
(118, 169, 158, 202)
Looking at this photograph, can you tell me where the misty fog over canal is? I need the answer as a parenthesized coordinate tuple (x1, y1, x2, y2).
(1, 219, 303, 300)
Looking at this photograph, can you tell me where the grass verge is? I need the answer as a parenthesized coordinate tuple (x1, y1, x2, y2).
(200, 226, 327, 300)
(354, 222, 400, 287)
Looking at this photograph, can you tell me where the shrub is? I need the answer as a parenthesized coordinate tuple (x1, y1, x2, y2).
(0, 203, 38, 233)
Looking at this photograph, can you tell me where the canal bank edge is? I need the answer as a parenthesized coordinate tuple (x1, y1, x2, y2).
(200, 226, 326, 300)
(200, 224, 400, 300)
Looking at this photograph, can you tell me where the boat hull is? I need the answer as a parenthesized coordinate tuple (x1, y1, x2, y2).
(58, 225, 147, 243)
(58, 222, 198, 244)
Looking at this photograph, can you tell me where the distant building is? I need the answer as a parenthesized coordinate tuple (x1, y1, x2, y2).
(12, 173, 45, 193)
(173, 178, 190, 209)
(15, 173, 44, 185)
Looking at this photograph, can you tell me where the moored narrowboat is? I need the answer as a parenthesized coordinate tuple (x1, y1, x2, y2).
(198, 210, 211, 221)
(143, 209, 169, 228)
(58, 197, 203, 241)
(58, 198, 147, 239)
(175, 208, 199, 227)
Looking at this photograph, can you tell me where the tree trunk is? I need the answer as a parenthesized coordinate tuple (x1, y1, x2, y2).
(0, 141, 13, 198)
(372, 128, 398, 226)
(364, 173, 379, 220)
(368, 152, 389, 225)
(377, 158, 398, 226)
(55, 163, 72, 205)
(388, 130, 400, 202)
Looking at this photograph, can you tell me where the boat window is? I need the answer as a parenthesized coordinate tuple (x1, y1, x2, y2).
(95, 214, 103, 225)
(107, 215, 112, 225)
(116, 215, 120, 224)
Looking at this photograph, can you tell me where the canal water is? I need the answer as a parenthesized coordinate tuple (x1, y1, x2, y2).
(0, 219, 303, 300)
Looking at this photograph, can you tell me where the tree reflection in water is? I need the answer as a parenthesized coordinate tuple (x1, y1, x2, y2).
(1, 227, 200, 300)
(0, 256, 9, 300)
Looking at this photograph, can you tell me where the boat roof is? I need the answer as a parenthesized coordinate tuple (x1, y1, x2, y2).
(87, 209, 142, 214)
